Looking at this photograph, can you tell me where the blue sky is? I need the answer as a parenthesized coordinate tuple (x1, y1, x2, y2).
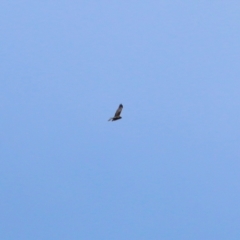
(1, 1, 240, 239)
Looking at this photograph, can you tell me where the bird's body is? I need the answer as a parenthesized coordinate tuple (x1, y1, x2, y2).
(108, 104, 123, 121)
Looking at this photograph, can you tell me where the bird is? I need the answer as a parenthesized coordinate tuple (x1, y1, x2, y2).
(108, 104, 123, 121)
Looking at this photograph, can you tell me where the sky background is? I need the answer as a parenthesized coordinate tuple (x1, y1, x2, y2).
(1, 1, 240, 239)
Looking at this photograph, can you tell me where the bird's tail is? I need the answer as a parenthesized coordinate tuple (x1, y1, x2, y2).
(108, 118, 113, 121)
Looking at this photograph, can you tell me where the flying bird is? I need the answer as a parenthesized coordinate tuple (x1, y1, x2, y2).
(108, 104, 123, 121)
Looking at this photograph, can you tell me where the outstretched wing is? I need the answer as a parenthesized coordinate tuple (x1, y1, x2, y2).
(114, 104, 123, 117)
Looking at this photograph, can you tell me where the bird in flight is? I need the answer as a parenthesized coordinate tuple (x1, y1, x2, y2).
(108, 104, 123, 121)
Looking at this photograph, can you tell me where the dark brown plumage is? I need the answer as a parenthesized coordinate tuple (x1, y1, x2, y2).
(108, 104, 123, 121)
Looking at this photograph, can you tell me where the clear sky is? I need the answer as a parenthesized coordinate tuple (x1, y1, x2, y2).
(1, 1, 240, 239)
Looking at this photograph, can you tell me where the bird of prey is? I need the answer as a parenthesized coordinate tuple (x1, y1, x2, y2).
(108, 104, 123, 121)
